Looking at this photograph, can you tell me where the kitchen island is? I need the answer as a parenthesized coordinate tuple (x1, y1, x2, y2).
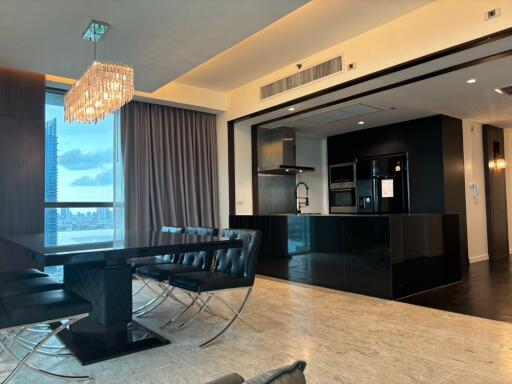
(230, 214, 461, 299)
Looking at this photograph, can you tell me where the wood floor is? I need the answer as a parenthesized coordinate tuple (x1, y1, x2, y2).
(3, 275, 512, 383)
(401, 258, 512, 323)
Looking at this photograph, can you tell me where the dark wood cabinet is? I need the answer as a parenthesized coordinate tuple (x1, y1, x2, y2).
(357, 124, 406, 158)
(327, 114, 468, 263)
(327, 131, 358, 164)
(404, 115, 442, 149)
(408, 145, 444, 213)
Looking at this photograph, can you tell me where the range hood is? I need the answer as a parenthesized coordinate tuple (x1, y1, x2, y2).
(257, 126, 315, 175)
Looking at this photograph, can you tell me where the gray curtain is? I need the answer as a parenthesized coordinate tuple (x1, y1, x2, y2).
(121, 101, 219, 232)
(0, 66, 45, 271)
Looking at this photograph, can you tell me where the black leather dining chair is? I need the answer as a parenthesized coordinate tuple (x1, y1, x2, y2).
(0, 270, 92, 382)
(0, 269, 48, 283)
(168, 228, 261, 348)
(131, 226, 185, 311)
(131, 225, 185, 273)
(134, 226, 218, 318)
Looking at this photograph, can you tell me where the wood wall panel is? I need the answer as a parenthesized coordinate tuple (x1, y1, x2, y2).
(483, 125, 509, 260)
(0, 67, 45, 271)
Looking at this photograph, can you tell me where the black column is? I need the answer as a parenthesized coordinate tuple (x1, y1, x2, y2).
(483, 125, 509, 260)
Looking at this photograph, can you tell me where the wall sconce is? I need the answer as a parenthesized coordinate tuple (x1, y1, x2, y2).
(496, 158, 506, 170)
(488, 159, 506, 171)
(489, 141, 506, 172)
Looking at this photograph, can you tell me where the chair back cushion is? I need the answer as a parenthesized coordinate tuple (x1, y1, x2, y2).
(179, 226, 219, 269)
(160, 226, 185, 261)
(161, 226, 185, 234)
(215, 229, 261, 283)
(185, 226, 218, 236)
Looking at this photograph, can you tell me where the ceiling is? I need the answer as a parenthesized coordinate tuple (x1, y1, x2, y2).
(175, 0, 434, 91)
(250, 41, 512, 137)
(0, 0, 308, 92)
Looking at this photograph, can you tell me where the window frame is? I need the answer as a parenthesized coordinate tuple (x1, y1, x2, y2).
(44, 87, 116, 243)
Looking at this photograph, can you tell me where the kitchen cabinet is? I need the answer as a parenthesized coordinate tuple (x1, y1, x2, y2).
(326, 114, 467, 262)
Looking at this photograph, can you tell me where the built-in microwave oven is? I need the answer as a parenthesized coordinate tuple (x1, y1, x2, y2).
(329, 162, 356, 190)
(330, 188, 356, 213)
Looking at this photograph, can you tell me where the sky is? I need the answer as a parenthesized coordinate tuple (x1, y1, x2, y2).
(45, 93, 115, 202)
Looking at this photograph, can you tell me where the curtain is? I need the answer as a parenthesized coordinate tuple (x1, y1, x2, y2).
(113, 111, 125, 243)
(0, 66, 45, 271)
(121, 101, 219, 233)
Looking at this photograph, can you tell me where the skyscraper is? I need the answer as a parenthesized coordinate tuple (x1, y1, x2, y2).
(45, 118, 58, 246)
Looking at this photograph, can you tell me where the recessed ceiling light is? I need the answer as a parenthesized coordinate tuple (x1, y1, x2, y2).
(494, 88, 504, 94)
(358, 121, 365, 125)
(287, 107, 296, 111)
(466, 78, 477, 84)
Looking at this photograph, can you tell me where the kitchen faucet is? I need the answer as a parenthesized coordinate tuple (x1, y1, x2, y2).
(295, 182, 310, 215)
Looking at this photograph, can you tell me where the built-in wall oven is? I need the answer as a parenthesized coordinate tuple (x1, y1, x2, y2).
(329, 162, 356, 213)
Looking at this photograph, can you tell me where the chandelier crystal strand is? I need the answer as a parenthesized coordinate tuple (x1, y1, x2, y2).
(65, 61, 134, 123)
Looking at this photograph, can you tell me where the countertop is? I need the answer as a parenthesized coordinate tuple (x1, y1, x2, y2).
(234, 213, 451, 217)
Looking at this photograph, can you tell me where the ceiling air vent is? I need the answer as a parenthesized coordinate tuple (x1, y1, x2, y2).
(260, 56, 342, 99)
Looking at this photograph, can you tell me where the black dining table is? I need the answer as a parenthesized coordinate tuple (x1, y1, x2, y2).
(0, 230, 243, 365)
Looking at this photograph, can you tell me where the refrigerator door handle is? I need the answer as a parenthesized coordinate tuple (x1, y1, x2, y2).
(372, 177, 378, 213)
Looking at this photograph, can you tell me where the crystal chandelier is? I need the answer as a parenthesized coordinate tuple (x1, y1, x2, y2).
(65, 21, 134, 123)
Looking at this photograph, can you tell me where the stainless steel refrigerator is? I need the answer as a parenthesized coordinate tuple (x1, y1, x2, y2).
(356, 154, 409, 214)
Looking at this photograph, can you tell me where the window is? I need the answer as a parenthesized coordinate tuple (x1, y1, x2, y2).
(44, 91, 118, 247)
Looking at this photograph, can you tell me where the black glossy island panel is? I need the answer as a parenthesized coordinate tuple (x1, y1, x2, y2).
(230, 214, 461, 299)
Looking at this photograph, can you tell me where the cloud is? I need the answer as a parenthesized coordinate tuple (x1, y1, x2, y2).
(59, 149, 112, 170)
(71, 168, 113, 187)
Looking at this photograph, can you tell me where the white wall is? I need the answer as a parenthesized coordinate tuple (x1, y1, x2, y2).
(462, 121, 488, 263)
(225, 0, 512, 121)
(295, 136, 328, 214)
(217, 112, 230, 229)
(215, 0, 512, 227)
(234, 122, 253, 215)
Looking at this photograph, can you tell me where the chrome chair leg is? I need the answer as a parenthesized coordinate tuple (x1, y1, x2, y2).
(0, 314, 92, 383)
(135, 284, 170, 318)
(171, 295, 212, 331)
(159, 295, 198, 329)
(2, 332, 71, 357)
(199, 287, 254, 349)
(6, 330, 69, 352)
(208, 290, 259, 332)
(16, 326, 67, 351)
(185, 292, 224, 319)
(167, 287, 190, 307)
(25, 324, 52, 333)
(132, 286, 166, 314)
(132, 275, 150, 297)
(0, 331, 19, 358)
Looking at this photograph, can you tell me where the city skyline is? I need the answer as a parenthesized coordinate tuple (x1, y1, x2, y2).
(45, 92, 115, 203)
(44, 92, 116, 245)
(45, 118, 58, 246)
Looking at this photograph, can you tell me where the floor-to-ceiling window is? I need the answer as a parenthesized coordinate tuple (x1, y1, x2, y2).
(44, 91, 117, 247)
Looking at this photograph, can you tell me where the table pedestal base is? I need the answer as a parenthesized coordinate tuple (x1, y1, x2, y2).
(52, 320, 169, 365)
(61, 262, 169, 365)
